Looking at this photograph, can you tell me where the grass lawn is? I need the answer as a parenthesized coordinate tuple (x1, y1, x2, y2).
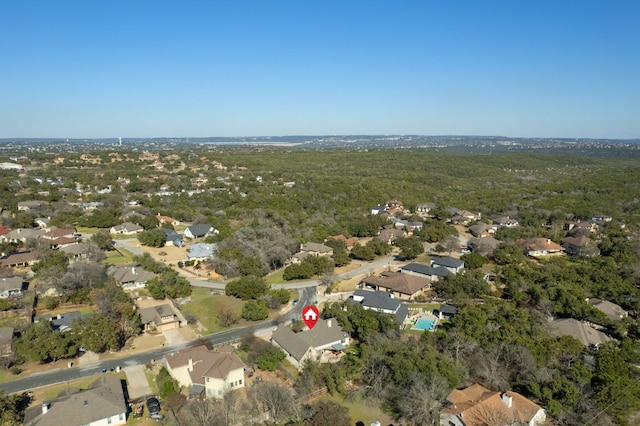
(75, 227, 101, 234)
(104, 247, 136, 265)
(317, 393, 396, 425)
(180, 287, 244, 334)
(265, 269, 285, 285)
(408, 302, 440, 312)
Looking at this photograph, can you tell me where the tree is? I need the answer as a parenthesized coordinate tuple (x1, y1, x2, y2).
(241, 300, 269, 321)
(89, 231, 114, 251)
(145, 269, 191, 299)
(216, 305, 239, 327)
(0, 390, 31, 426)
(156, 366, 180, 398)
(393, 374, 450, 426)
(439, 235, 460, 255)
(461, 252, 489, 269)
(75, 315, 123, 353)
(350, 243, 376, 261)
(324, 238, 351, 267)
(225, 276, 269, 300)
(138, 228, 166, 247)
(395, 236, 424, 260)
(255, 345, 286, 371)
(250, 381, 295, 423)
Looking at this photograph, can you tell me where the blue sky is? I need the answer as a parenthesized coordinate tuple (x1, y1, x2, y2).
(1, 1, 639, 139)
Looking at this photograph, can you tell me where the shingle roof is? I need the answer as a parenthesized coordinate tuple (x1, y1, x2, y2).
(548, 318, 611, 346)
(272, 318, 347, 362)
(430, 256, 464, 269)
(361, 272, 431, 296)
(165, 345, 245, 385)
(23, 375, 126, 426)
(0, 276, 23, 292)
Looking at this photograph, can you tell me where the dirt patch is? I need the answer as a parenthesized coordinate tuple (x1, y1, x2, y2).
(141, 245, 188, 264)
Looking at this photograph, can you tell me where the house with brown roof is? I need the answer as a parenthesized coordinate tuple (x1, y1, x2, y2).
(360, 271, 431, 300)
(271, 318, 349, 369)
(156, 214, 180, 226)
(291, 242, 334, 263)
(440, 383, 546, 426)
(24, 375, 127, 426)
(561, 235, 600, 257)
(0, 228, 44, 244)
(377, 227, 405, 244)
(107, 265, 155, 289)
(165, 345, 246, 398)
(139, 303, 185, 332)
(519, 238, 565, 257)
(0, 251, 38, 268)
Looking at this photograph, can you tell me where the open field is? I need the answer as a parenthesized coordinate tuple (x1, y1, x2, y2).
(317, 393, 396, 425)
(179, 287, 244, 333)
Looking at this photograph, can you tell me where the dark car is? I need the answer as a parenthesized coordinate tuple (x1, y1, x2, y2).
(146, 397, 160, 415)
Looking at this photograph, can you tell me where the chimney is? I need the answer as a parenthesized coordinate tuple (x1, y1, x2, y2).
(42, 403, 50, 414)
(188, 357, 193, 372)
(131, 266, 136, 275)
(327, 319, 332, 328)
(547, 238, 551, 244)
(502, 393, 513, 408)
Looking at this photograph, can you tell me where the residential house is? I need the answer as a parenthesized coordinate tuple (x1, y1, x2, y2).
(107, 265, 155, 289)
(157, 214, 180, 226)
(370, 204, 387, 215)
(592, 214, 613, 224)
(564, 220, 598, 233)
(360, 271, 431, 300)
(109, 222, 143, 235)
(17, 200, 43, 211)
(452, 210, 481, 225)
(164, 229, 184, 247)
(184, 224, 218, 239)
(0, 226, 11, 238)
(400, 262, 451, 282)
(468, 223, 496, 238)
(390, 217, 424, 232)
(165, 345, 246, 399)
(429, 256, 465, 274)
(547, 318, 611, 348)
(291, 242, 334, 263)
(271, 318, 350, 369)
(588, 298, 628, 322)
(0, 228, 44, 244)
(0, 276, 24, 298)
(139, 303, 184, 332)
(415, 202, 437, 215)
(60, 243, 93, 261)
(0, 326, 14, 358)
(492, 216, 520, 227)
(40, 227, 78, 249)
(468, 236, 501, 257)
(24, 375, 127, 426)
(187, 243, 217, 261)
(561, 236, 600, 257)
(436, 304, 458, 320)
(45, 311, 91, 333)
(325, 235, 357, 250)
(440, 383, 546, 426)
(0, 251, 38, 268)
(520, 238, 565, 257)
(348, 289, 409, 324)
(377, 227, 405, 244)
(34, 217, 51, 229)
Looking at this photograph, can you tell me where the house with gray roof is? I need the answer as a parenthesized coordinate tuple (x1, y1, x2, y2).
(187, 243, 217, 261)
(348, 289, 409, 324)
(164, 229, 184, 247)
(0, 276, 24, 298)
(429, 256, 465, 274)
(60, 243, 93, 261)
(184, 224, 218, 239)
(0, 228, 44, 244)
(588, 298, 628, 322)
(109, 222, 143, 235)
(24, 375, 127, 426)
(271, 318, 349, 369)
(107, 265, 155, 289)
(400, 262, 452, 281)
(548, 318, 612, 348)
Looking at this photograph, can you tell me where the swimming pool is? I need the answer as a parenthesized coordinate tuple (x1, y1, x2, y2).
(413, 317, 436, 331)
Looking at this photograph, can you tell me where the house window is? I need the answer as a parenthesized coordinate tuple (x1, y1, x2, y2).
(239, 379, 242, 385)
(108, 419, 112, 425)
(119, 413, 124, 420)
(206, 377, 210, 382)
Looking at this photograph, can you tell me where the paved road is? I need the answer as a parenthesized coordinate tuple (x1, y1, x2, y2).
(0, 287, 315, 395)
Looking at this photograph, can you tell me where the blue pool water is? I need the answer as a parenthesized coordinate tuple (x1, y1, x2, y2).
(414, 317, 436, 331)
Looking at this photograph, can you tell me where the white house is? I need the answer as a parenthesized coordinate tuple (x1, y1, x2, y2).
(165, 345, 246, 399)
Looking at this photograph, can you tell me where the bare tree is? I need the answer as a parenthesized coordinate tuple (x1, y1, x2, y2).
(249, 381, 295, 423)
(216, 306, 239, 327)
(395, 374, 450, 426)
(177, 399, 220, 425)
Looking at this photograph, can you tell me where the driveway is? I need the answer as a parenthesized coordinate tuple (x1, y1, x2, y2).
(124, 365, 153, 401)
(163, 328, 186, 345)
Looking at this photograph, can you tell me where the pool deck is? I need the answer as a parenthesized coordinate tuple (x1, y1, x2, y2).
(407, 311, 440, 331)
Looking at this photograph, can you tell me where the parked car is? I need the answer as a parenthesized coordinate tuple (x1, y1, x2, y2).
(146, 397, 160, 415)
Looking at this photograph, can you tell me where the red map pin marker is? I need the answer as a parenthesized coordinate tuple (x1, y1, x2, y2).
(302, 305, 319, 330)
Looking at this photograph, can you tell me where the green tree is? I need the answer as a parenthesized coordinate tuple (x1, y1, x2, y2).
(138, 228, 167, 247)
(75, 315, 123, 353)
(255, 345, 286, 371)
(146, 269, 192, 299)
(89, 231, 115, 251)
(241, 300, 269, 321)
(0, 390, 31, 426)
(395, 236, 424, 260)
(225, 276, 269, 300)
(349, 243, 375, 261)
(460, 252, 489, 269)
(156, 366, 180, 398)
